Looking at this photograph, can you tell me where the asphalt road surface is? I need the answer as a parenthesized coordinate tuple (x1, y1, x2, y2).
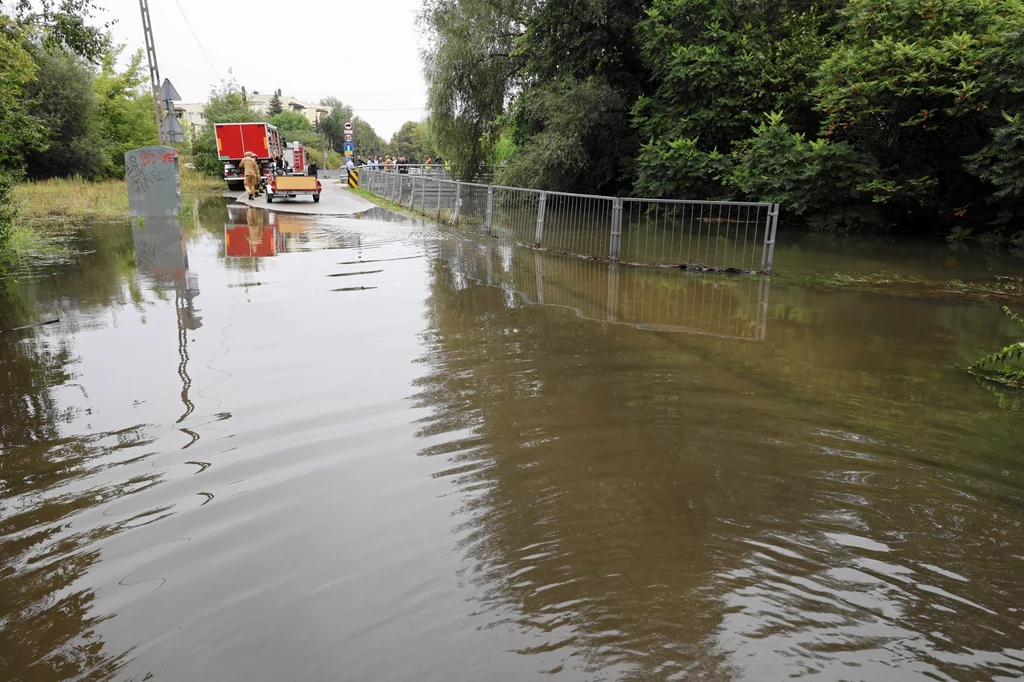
(228, 176, 375, 215)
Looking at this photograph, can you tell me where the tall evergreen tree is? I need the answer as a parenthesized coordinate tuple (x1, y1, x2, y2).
(268, 88, 283, 116)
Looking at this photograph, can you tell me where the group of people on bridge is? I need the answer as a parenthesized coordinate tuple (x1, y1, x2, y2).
(348, 155, 447, 173)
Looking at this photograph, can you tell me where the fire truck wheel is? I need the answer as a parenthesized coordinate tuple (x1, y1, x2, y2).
(313, 194, 320, 203)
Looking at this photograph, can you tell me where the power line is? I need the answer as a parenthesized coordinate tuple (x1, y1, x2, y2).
(173, 0, 221, 82)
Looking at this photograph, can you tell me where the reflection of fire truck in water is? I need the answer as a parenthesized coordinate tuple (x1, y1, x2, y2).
(224, 205, 322, 257)
(225, 206, 278, 257)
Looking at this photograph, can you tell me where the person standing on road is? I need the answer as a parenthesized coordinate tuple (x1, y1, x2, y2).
(307, 160, 318, 178)
(345, 156, 355, 173)
(240, 151, 260, 200)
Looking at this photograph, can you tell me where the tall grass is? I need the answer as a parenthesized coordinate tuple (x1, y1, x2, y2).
(180, 167, 224, 194)
(11, 169, 223, 222)
(2, 169, 224, 266)
(12, 177, 129, 220)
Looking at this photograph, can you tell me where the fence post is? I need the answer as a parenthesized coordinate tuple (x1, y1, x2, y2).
(761, 203, 779, 273)
(486, 244, 493, 285)
(609, 197, 623, 261)
(535, 250, 544, 304)
(453, 182, 462, 224)
(436, 179, 442, 219)
(607, 262, 619, 322)
(485, 186, 494, 235)
(534, 191, 547, 247)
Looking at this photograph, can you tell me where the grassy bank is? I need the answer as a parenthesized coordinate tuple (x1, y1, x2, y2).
(2, 170, 225, 264)
(344, 185, 411, 215)
(11, 169, 223, 223)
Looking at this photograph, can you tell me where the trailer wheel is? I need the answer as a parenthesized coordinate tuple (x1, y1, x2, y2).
(313, 193, 320, 203)
(227, 180, 245, 192)
(266, 194, 273, 203)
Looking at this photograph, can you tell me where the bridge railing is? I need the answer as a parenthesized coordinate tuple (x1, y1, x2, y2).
(357, 169, 780, 273)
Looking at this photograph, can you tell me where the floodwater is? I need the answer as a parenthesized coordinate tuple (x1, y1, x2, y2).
(2, 198, 1023, 681)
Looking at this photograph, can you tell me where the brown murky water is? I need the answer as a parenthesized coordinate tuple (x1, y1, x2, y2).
(2, 199, 1023, 681)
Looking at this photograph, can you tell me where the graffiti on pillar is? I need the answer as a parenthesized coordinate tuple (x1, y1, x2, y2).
(125, 145, 181, 217)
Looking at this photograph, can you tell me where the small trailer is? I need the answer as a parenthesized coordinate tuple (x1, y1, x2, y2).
(267, 174, 322, 203)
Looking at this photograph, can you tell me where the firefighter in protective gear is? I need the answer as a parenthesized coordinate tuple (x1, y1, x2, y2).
(240, 152, 261, 199)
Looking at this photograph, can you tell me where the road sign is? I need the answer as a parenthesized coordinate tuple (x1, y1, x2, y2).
(159, 79, 181, 102)
(158, 79, 184, 144)
(344, 121, 353, 131)
(344, 134, 353, 143)
(344, 142, 353, 152)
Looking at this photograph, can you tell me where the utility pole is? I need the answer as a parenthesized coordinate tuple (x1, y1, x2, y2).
(139, 0, 164, 144)
(317, 109, 327, 169)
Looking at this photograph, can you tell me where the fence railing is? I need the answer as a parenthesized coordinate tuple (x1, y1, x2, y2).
(351, 163, 495, 183)
(358, 169, 779, 273)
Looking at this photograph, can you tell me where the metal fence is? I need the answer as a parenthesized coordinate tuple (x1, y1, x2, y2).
(358, 168, 779, 273)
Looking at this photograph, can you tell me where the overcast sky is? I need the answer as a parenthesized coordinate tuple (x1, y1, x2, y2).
(96, 0, 428, 138)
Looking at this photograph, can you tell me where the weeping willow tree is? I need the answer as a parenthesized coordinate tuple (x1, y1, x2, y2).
(419, 0, 527, 180)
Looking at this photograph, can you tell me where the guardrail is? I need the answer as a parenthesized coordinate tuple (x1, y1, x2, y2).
(358, 168, 779, 273)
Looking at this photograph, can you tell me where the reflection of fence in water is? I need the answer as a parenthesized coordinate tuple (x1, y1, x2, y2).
(444, 241, 769, 341)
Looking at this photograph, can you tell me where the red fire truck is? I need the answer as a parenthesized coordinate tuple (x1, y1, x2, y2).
(215, 122, 283, 191)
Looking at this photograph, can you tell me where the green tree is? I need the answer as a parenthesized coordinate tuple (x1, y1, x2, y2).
(353, 117, 386, 157)
(22, 47, 105, 179)
(420, 0, 527, 178)
(268, 110, 312, 133)
(0, 24, 44, 251)
(0, 2, 116, 256)
(729, 112, 881, 229)
(92, 46, 158, 175)
(965, 14, 1024, 212)
(632, 0, 834, 199)
(192, 83, 259, 176)
(501, 0, 651, 194)
(813, 0, 1024, 228)
(498, 77, 634, 193)
(389, 119, 435, 161)
(267, 88, 283, 116)
(5, 0, 111, 62)
(317, 96, 354, 151)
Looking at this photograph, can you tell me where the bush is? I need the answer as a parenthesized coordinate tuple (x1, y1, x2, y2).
(729, 113, 882, 229)
(970, 307, 1024, 387)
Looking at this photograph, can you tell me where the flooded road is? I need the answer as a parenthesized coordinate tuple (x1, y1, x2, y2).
(2, 199, 1023, 681)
